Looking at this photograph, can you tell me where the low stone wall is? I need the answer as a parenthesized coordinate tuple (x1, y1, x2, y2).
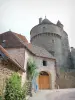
(56, 70, 75, 88)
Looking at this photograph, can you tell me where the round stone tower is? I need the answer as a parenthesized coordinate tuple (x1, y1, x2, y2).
(30, 17, 70, 70)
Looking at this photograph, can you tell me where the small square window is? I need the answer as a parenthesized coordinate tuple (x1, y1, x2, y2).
(43, 60, 47, 66)
(0, 54, 2, 58)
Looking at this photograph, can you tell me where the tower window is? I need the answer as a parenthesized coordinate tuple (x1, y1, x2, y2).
(43, 60, 47, 66)
(43, 27, 46, 32)
(52, 39, 54, 43)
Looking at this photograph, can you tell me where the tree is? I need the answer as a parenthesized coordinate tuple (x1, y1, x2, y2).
(27, 59, 37, 80)
(27, 59, 37, 96)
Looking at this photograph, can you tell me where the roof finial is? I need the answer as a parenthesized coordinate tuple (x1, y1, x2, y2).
(45, 15, 46, 19)
(9, 29, 11, 31)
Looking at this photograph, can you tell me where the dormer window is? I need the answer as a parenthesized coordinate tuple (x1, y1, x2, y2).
(43, 60, 47, 66)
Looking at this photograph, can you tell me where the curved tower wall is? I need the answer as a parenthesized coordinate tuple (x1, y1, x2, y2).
(30, 24, 61, 39)
(30, 24, 63, 68)
(61, 31, 70, 68)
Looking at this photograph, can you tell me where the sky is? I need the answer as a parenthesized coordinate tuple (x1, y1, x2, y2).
(0, 0, 75, 47)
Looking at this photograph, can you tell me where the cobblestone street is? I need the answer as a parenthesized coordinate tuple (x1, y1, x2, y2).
(29, 89, 75, 100)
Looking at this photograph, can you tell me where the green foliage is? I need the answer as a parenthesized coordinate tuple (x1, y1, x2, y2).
(27, 59, 37, 80)
(0, 96, 2, 100)
(21, 81, 29, 100)
(27, 59, 38, 96)
(4, 73, 26, 100)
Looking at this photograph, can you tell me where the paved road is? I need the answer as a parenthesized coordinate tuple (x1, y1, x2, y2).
(29, 89, 75, 100)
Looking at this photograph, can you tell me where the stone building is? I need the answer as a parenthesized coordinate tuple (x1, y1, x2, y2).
(0, 17, 75, 90)
(0, 31, 56, 91)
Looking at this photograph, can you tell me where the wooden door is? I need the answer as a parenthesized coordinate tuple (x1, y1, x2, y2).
(39, 75, 50, 89)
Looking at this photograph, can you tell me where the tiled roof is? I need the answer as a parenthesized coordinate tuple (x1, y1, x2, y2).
(0, 31, 28, 48)
(15, 33, 28, 43)
(26, 43, 55, 60)
(0, 45, 25, 72)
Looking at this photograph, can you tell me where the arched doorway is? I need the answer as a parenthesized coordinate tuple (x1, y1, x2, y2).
(38, 71, 50, 89)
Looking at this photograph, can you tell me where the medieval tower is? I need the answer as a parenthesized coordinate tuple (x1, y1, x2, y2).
(30, 17, 70, 71)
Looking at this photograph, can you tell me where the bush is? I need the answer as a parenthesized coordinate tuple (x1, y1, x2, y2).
(4, 73, 26, 100)
(21, 81, 29, 100)
(0, 96, 2, 100)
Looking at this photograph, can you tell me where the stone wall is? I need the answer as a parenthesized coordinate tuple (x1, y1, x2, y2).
(56, 70, 75, 88)
(0, 59, 23, 95)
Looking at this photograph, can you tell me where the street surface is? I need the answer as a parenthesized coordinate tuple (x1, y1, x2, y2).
(29, 89, 75, 100)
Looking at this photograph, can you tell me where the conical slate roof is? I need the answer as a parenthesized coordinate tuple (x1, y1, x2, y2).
(40, 18, 52, 24)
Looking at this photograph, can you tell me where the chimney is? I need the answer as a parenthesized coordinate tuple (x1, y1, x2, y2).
(39, 18, 42, 24)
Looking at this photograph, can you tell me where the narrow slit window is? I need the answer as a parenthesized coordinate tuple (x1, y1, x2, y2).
(52, 39, 54, 43)
(43, 27, 46, 32)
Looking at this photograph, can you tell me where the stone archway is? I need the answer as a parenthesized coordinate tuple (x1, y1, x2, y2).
(38, 71, 50, 89)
